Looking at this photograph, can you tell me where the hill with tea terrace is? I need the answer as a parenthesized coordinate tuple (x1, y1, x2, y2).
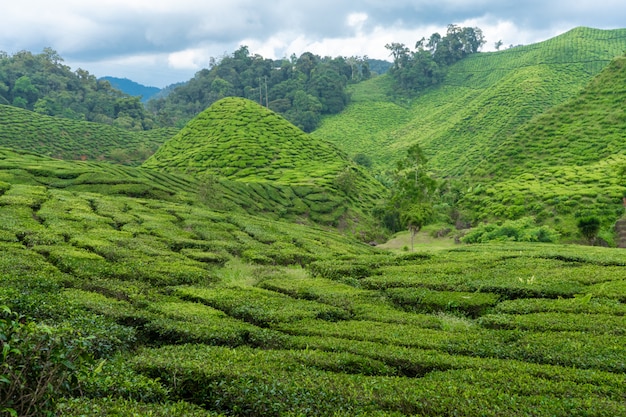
(313, 27, 626, 175)
(0, 104, 177, 165)
(313, 26, 626, 241)
(143, 97, 385, 230)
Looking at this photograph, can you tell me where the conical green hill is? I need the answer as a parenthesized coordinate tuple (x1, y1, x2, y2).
(143, 97, 350, 186)
(143, 97, 385, 231)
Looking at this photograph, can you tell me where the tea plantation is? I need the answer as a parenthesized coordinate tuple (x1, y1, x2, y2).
(314, 27, 626, 240)
(1, 147, 625, 415)
(0, 104, 177, 165)
(143, 96, 385, 233)
(1, 27, 626, 417)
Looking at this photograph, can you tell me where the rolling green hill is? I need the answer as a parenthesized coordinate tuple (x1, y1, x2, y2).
(0, 104, 177, 165)
(1, 148, 625, 414)
(485, 56, 626, 177)
(143, 97, 385, 231)
(2, 29, 626, 417)
(145, 97, 353, 184)
(313, 27, 626, 175)
(313, 27, 626, 240)
(458, 55, 626, 239)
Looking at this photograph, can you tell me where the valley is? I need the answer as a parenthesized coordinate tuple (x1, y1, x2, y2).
(1, 26, 625, 416)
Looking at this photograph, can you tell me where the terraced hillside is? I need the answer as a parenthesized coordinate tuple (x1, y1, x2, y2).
(0, 147, 384, 236)
(458, 56, 626, 239)
(0, 105, 177, 165)
(145, 97, 357, 185)
(144, 97, 385, 230)
(484, 56, 626, 177)
(1, 153, 625, 415)
(313, 27, 626, 175)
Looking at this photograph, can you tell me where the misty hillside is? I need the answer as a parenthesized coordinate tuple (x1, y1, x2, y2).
(100, 76, 161, 102)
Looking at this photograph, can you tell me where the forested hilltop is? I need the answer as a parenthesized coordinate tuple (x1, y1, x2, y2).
(147, 46, 373, 131)
(0, 49, 155, 130)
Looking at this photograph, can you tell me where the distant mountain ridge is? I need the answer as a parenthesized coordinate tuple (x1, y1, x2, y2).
(100, 76, 161, 102)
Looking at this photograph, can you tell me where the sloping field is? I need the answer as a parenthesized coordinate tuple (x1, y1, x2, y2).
(1, 171, 625, 415)
(0, 104, 176, 165)
(143, 97, 385, 230)
(0, 147, 383, 232)
(314, 27, 626, 175)
(458, 56, 626, 237)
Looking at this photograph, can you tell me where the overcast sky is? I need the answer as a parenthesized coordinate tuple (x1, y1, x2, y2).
(1, 1, 625, 87)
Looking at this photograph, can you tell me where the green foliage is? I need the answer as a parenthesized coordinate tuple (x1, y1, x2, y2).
(461, 217, 561, 243)
(315, 27, 626, 235)
(57, 398, 217, 417)
(0, 308, 93, 417)
(386, 24, 485, 94)
(2, 32, 626, 414)
(142, 97, 385, 231)
(386, 288, 499, 317)
(577, 216, 601, 243)
(148, 46, 369, 131)
(380, 143, 437, 235)
(0, 104, 176, 165)
(0, 49, 155, 129)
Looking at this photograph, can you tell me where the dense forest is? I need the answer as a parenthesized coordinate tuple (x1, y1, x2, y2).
(147, 46, 373, 131)
(0, 49, 155, 130)
(1, 47, 381, 133)
(385, 24, 486, 93)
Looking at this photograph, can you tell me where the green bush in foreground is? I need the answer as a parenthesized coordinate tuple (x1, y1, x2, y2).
(0, 307, 91, 417)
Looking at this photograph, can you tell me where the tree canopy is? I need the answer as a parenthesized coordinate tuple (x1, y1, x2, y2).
(377, 143, 437, 247)
(147, 46, 372, 131)
(0, 48, 155, 130)
(385, 24, 485, 94)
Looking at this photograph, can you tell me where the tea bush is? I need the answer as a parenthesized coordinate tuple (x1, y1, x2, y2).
(0, 308, 92, 417)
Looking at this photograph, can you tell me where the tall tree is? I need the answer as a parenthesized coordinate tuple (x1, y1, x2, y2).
(387, 24, 485, 94)
(382, 143, 437, 249)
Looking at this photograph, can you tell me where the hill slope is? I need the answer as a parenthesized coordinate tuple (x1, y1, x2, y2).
(484, 56, 626, 177)
(144, 97, 350, 184)
(458, 56, 626, 239)
(313, 27, 626, 176)
(0, 105, 177, 165)
(143, 97, 385, 231)
(1, 148, 625, 415)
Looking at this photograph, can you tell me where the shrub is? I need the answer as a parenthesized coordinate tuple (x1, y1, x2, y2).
(0, 307, 92, 417)
(386, 288, 500, 317)
(462, 217, 560, 243)
(56, 398, 217, 417)
(577, 216, 601, 244)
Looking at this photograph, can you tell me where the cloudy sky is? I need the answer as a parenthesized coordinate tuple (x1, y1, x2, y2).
(1, 1, 624, 87)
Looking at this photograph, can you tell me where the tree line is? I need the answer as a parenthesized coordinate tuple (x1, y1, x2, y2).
(0, 48, 155, 130)
(147, 46, 373, 132)
(1, 24, 484, 134)
(385, 24, 485, 93)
